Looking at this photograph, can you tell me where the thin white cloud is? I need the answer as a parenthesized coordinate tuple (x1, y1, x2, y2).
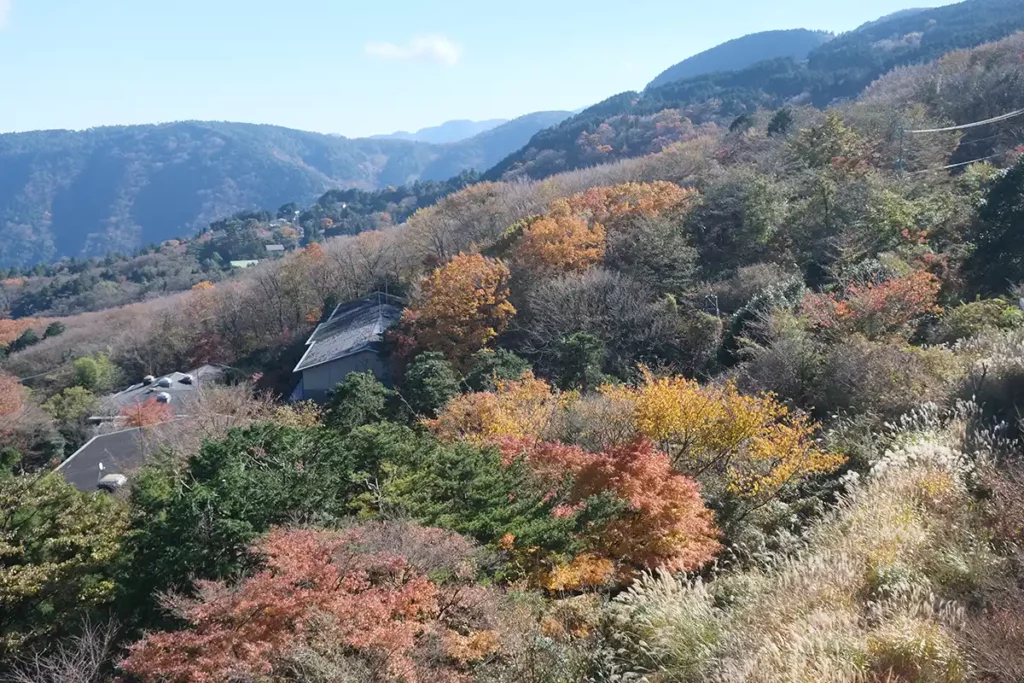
(364, 34, 462, 67)
(0, 0, 11, 30)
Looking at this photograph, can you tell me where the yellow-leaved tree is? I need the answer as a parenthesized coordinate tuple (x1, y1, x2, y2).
(399, 253, 516, 367)
(426, 372, 566, 444)
(513, 213, 606, 274)
(601, 370, 845, 505)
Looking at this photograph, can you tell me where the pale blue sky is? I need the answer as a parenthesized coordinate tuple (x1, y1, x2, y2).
(0, 0, 952, 138)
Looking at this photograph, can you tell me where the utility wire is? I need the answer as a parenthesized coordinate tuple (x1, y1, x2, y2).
(908, 108, 1024, 134)
(909, 153, 1005, 174)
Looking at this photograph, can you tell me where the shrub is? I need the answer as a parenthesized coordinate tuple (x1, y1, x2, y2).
(72, 353, 119, 393)
(929, 298, 1024, 344)
(802, 270, 942, 341)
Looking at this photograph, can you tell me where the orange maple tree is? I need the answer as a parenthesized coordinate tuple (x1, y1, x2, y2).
(120, 526, 501, 683)
(501, 438, 720, 580)
(399, 253, 516, 366)
(121, 398, 173, 427)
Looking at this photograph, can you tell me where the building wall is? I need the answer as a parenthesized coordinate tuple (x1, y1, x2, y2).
(300, 351, 389, 402)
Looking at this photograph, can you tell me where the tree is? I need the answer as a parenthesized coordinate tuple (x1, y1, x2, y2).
(120, 526, 502, 682)
(767, 108, 794, 136)
(120, 398, 173, 427)
(427, 372, 564, 446)
(964, 158, 1024, 295)
(399, 253, 516, 367)
(0, 474, 127, 655)
(601, 370, 845, 508)
(324, 371, 401, 433)
(464, 349, 530, 391)
(8, 329, 39, 353)
(42, 387, 97, 425)
(72, 354, 119, 393)
(43, 322, 66, 339)
(120, 424, 365, 615)
(513, 213, 606, 274)
(801, 270, 942, 341)
(555, 333, 607, 392)
(0, 371, 24, 417)
(402, 352, 461, 417)
(501, 438, 721, 577)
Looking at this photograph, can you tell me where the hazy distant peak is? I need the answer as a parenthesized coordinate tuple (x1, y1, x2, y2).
(372, 118, 510, 144)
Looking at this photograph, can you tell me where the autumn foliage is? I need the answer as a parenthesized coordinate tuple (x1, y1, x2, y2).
(0, 372, 23, 417)
(400, 253, 516, 366)
(502, 437, 720, 581)
(602, 371, 843, 502)
(426, 372, 564, 445)
(119, 526, 501, 682)
(513, 213, 606, 274)
(802, 270, 942, 340)
(121, 398, 173, 427)
(559, 181, 698, 228)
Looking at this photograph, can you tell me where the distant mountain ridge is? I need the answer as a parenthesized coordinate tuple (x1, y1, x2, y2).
(0, 111, 571, 267)
(372, 119, 509, 144)
(487, 0, 1024, 182)
(646, 29, 834, 89)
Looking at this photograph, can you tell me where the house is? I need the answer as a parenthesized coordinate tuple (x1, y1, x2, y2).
(230, 260, 259, 269)
(92, 365, 224, 422)
(291, 294, 403, 402)
(265, 244, 285, 253)
(56, 421, 184, 493)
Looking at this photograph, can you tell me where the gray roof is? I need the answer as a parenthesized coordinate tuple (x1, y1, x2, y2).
(265, 244, 285, 252)
(55, 420, 188, 493)
(96, 364, 223, 416)
(56, 427, 147, 492)
(294, 294, 403, 373)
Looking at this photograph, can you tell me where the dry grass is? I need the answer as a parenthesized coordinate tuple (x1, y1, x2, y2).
(608, 426, 1008, 683)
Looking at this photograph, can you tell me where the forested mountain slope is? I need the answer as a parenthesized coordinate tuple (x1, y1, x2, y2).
(646, 29, 833, 89)
(0, 113, 569, 268)
(486, 0, 1024, 181)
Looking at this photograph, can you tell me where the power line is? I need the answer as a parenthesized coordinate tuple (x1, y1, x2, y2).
(908, 108, 1024, 134)
(909, 152, 1005, 174)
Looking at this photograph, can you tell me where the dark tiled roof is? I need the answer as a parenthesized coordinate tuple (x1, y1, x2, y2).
(294, 295, 403, 373)
(96, 365, 223, 416)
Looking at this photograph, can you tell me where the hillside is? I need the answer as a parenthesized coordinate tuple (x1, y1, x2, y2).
(0, 113, 569, 268)
(486, 0, 1024, 181)
(5, 25, 1024, 678)
(646, 29, 833, 89)
(371, 118, 509, 143)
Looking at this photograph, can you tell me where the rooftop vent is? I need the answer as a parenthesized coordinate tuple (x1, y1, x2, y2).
(142, 375, 156, 385)
(156, 392, 172, 404)
(157, 377, 172, 388)
(179, 374, 194, 385)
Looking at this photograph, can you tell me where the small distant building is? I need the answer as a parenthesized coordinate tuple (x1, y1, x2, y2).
(265, 244, 285, 253)
(291, 294, 403, 402)
(230, 260, 260, 269)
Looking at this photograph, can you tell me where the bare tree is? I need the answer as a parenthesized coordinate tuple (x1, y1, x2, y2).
(4, 620, 119, 683)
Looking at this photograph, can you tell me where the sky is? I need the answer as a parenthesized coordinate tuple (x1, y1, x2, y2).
(0, 0, 955, 138)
